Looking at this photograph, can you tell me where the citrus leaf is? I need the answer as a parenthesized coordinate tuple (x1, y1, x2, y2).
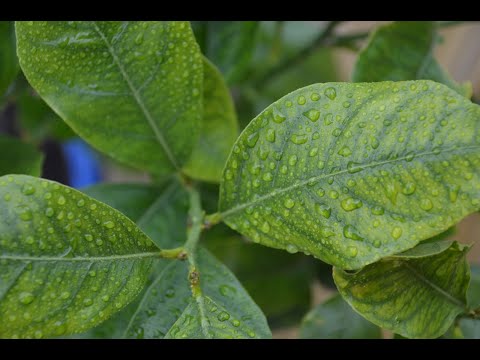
(300, 293, 381, 339)
(202, 22, 259, 84)
(124, 248, 271, 339)
(0, 135, 44, 176)
(353, 21, 471, 98)
(83, 181, 188, 248)
(219, 80, 480, 270)
(0, 175, 160, 338)
(0, 21, 19, 98)
(333, 242, 470, 338)
(15, 21, 203, 177)
(182, 58, 238, 183)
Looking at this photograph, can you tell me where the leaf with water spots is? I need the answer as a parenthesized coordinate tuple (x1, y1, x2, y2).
(0, 135, 44, 176)
(83, 181, 189, 249)
(0, 175, 162, 338)
(182, 58, 238, 183)
(219, 80, 480, 270)
(124, 248, 271, 339)
(353, 21, 471, 98)
(15, 21, 203, 177)
(0, 21, 19, 99)
(299, 293, 381, 339)
(333, 242, 470, 338)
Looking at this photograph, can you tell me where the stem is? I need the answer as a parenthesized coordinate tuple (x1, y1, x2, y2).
(203, 212, 223, 229)
(252, 21, 342, 88)
(183, 185, 211, 337)
(158, 247, 187, 260)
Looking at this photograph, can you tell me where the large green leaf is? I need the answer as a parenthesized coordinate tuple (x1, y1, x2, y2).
(205, 224, 313, 326)
(353, 21, 471, 98)
(219, 80, 480, 270)
(182, 58, 238, 183)
(300, 293, 381, 339)
(201, 22, 259, 85)
(0, 135, 44, 176)
(124, 248, 271, 339)
(83, 182, 188, 248)
(333, 242, 470, 338)
(0, 175, 160, 338)
(0, 21, 19, 98)
(16, 21, 203, 177)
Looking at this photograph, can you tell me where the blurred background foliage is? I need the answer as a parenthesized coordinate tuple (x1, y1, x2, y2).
(1, 21, 480, 338)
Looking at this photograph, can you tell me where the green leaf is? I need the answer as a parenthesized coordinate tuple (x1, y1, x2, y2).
(124, 248, 272, 339)
(18, 90, 75, 143)
(16, 21, 203, 177)
(0, 21, 19, 98)
(219, 80, 480, 270)
(393, 240, 454, 259)
(467, 265, 480, 309)
(0, 175, 160, 338)
(83, 182, 189, 248)
(333, 242, 470, 338)
(205, 224, 313, 326)
(458, 318, 480, 339)
(202, 21, 259, 84)
(300, 294, 381, 339)
(353, 21, 471, 98)
(182, 58, 239, 183)
(0, 135, 44, 176)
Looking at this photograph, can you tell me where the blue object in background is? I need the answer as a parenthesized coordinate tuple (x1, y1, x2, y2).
(62, 138, 102, 188)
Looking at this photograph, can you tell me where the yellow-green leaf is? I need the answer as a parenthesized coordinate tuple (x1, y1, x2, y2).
(219, 80, 480, 270)
(0, 175, 160, 338)
(333, 242, 470, 338)
(15, 21, 203, 177)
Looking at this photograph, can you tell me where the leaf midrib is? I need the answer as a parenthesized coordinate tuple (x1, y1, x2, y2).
(91, 21, 179, 170)
(0, 252, 160, 262)
(220, 144, 480, 218)
(403, 261, 466, 310)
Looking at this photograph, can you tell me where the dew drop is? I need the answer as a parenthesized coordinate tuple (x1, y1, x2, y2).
(273, 113, 286, 123)
(288, 155, 298, 166)
(304, 109, 320, 122)
(341, 198, 363, 212)
(261, 222, 271, 233)
(324, 87, 336, 100)
(19, 292, 35, 305)
(297, 95, 306, 105)
(22, 184, 36, 195)
(328, 190, 339, 199)
(347, 246, 358, 257)
(338, 146, 352, 157)
(84, 234, 93, 242)
(104, 221, 115, 229)
(310, 93, 320, 101)
(420, 198, 433, 211)
(402, 182, 416, 195)
(77, 199, 85, 207)
(371, 206, 384, 215)
(266, 129, 276, 142)
(246, 132, 259, 148)
(83, 298, 93, 307)
(371, 137, 380, 149)
(291, 134, 308, 145)
(286, 244, 298, 254)
(217, 311, 230, 322)
(315, 203, 331, 219)
(3, 193, 11, 201)
(284, 198, 295, 209)
(60, 291, 70, 300)
(57, 196, 66, 205)
(391, 227, 403, 239)
(19, 208, 32, 221)
(343, 225, 363, 241)
(449, 185, 460, 203)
